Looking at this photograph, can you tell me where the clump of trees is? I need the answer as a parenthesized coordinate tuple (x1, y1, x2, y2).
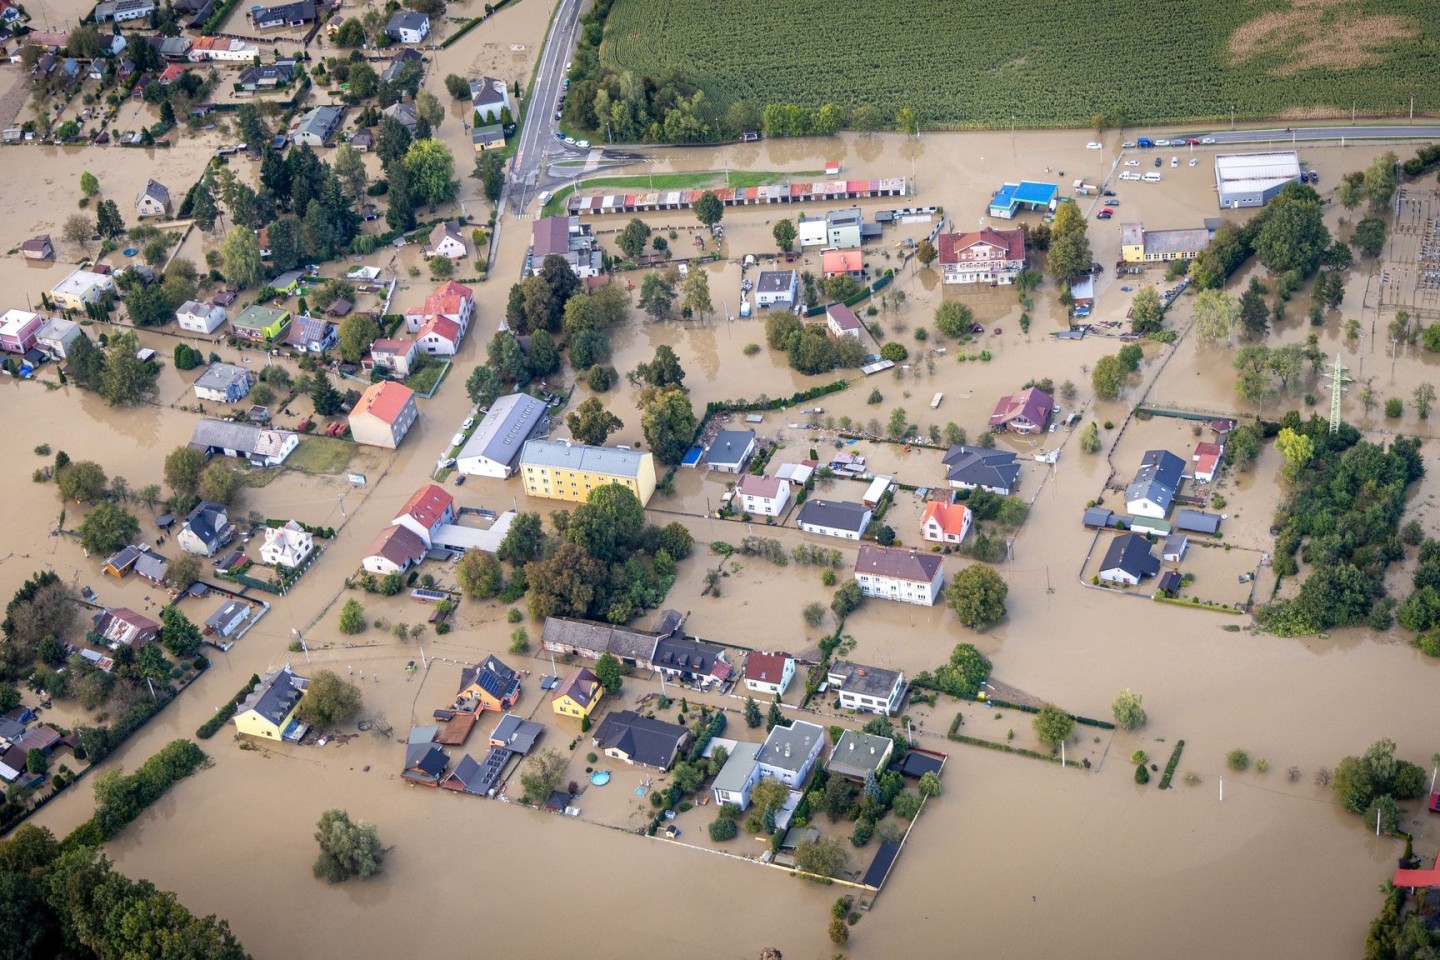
(763, 311, 866, 375)
(1330, 738, 1426, 834)
(65, 331, 160, 406)
(913, 642, 990, 697)
(944, 565, 1008, 627)
(314, 808, 384, 882)
(295, 670, 363, 728)
(1111, 689, 1147, 730)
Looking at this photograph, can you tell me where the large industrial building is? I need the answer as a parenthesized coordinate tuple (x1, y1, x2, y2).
(1214, 152, 1302, 209)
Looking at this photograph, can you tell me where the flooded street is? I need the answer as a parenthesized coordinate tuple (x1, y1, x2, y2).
(3, 12, 1439, 952)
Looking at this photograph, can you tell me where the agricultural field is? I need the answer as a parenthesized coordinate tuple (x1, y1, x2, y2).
(599, 0, 1440, 128)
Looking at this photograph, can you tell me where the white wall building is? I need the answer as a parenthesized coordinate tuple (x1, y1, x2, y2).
(853, 544, 945, 606)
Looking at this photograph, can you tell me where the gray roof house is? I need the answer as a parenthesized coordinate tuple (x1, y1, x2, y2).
(711, 740, 762, 809)
(135, 179, 171, 218)
(827, 660, 905, 715)
(754, 719, 825, 788)
(541, 616, 660, 669)
(829, 730, 895, 781)
(797, 499, 872, 540)
(1125, 449, 1187, 519)
(1098, 532, 1160, 585)
(469, 76, 512, 123)
(177, 501, 235, 557)
(133, 549, 169, 584)
(290, 104, 343, 147)
(1174, 510, 1222, 535)
(652, 635, 732, 689)
(252, 0, 316, 28)
(189, 418, 299, 466)
(591, 710, 690, 769)
(205, 598, 251, 638)
(234, 666, 308, 740)
(193, 362, 252, 404)
(385, 10, 429, 43)
(490, 714, 544, 754)
(942, 445, 1021, 495)
(754, 269, 798, 307)
(456, 392, 549, 478)
(238, 59, 296, 91)
(382, 101, 419, 137)
(705, 430, 756, 473)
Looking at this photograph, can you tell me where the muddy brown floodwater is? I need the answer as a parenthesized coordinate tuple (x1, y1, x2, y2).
(4, 9, 1440, 954)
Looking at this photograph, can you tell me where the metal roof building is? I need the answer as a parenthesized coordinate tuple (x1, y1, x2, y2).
(456, 393, 548, 478)
(1214, 152, 1302, 209)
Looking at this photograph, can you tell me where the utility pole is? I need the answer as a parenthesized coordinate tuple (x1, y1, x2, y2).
(1323, 354, 1351, 433)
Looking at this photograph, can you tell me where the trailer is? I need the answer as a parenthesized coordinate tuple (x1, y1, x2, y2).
(930, 392, 943, 409)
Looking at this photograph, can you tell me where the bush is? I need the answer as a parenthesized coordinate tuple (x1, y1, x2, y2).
(1134, 764, 1151, 784)
(1227, 749, 1250, 771)
(892, 792, 922, 820)
(708, 816, 738, 841)
(196, 674, 261, 738)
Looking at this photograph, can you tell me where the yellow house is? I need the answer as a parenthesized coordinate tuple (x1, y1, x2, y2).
(233, 665, 309, 740)
(519, 439, 657, 506)
(1120, 222, 1212, 264)
(50, 268, 116, 311)
(551, 666, 602, 720)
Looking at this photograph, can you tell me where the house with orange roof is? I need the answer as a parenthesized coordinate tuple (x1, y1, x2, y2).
(404, 280, 474, 337)
(821, 248, 863, 279)
(348, 380, 418, 449)
(938, 228, 1027, 285)
(921, 500, 973, 545)
(391, 484, 455, 548)
(415, 316, 462, 356)
(367, 337, 417, 377)
(361, 524, 427, 575)
(1192, 440, 1225, 483)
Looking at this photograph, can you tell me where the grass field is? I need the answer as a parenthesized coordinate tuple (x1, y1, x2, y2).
(600, 0, 1439, 128)
(541, 170, 812, 216)
(286, 437, 354, 475)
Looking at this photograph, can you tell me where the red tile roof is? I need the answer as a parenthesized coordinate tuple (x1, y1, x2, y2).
(365, 524, 427, 567)
(417, 315, 461, 345)
(737, 474, 784, 500)
(921, 501, 971, 538)
(821, 248, 863, 275)
(937, 228, 1025, 264)
(396, 484, 453, 530)
(744, 651, 791, 684)
(988, 386, 1053, 429)
(353, 380, 415, 425)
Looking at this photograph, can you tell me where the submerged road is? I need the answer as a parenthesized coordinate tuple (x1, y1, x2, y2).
(510, 0, 586, 208)
(1143, 124, 1440, 145)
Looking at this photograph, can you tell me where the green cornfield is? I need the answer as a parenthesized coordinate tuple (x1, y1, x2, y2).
(600, 0, 1440, 129)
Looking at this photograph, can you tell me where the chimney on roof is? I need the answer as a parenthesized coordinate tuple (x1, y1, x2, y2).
(784, 743, 790, 758)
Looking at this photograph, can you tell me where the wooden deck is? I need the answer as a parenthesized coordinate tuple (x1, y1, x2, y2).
(434, 711, 477, 746)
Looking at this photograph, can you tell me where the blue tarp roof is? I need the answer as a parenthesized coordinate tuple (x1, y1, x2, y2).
(680, 446, 704, 466)
(991, 181, 1058, 212)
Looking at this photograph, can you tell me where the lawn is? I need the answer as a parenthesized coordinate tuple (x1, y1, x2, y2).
(286, 437, 355, 475)
(600, 0, 1439, 128)
(542, 170, 810, 216)
(405, 360, 450, 398)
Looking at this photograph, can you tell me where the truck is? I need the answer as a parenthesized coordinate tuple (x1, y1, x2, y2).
(1136, 137, 1154, 149)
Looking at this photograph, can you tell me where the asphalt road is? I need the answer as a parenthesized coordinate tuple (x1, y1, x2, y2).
(509, 0, 585, 207)
(1138, 125, 1440, 146)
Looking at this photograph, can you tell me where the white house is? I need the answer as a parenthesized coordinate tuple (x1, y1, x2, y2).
(754, 270, 797, 308)
(259, 520, 314, 567)
(1125, 450, 1186, 519)
(470, 76, 514, 124)
(192, 362, 252, 404)
(705, 430, 755, 473)
(361, 524, 427, 575)
(425, 221, 468, 260)
(754, 720, 824, 788)
(384, 10, 429, 43)
(825, 304, 864, 338)
(35, 317, 83, 360)
(1099, 532, 1161, 585)
(828, 660, 905, 715)
(920, 500, 972, 545)
(176, 300, 228, 334)
(415, 317, 462, 356)
(937, 228, 1027, 285)
(797, 500, 871, 540)
(456, 392, 549, 478)
(711, 741, 762, 809)
(392, 484, 455, 549)
(135, 180, 171, 219)
(736, 474, 790, 517)
(853, 544, 945, 606)
(743, 651, 795, 697)
(796, 216, 827, 248)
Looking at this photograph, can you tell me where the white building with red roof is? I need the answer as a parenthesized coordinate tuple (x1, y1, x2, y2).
(367, 337, 418, 377)
(736, 474, 791, 517)
(937, 228, 1026, 285)
(415, 316, 462, 356)
(920, 500, 972, 545)
(1192, 440, 1225, 483)
(404, 280, 474, 337)
(988, 386, 1053, 435)
(361, 525, 427, 575)
(348, 380, 418, 449)
(392, 484, 455, 548)
(743, 652, 795, 697)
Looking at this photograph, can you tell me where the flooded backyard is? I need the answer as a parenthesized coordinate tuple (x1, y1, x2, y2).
(0, 12, 1437, 951)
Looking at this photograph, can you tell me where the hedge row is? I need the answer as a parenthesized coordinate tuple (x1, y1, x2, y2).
(197, 673, 262, 739)
(62, 739, 210, 852)
(938, 692, 1115, 730)
(440, 16, 484, 47)
(702, 379, 848, 419)
(1157, 739, 1186, 790)
(945, 726, 1084, 769)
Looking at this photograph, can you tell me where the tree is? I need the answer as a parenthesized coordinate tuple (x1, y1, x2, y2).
(831, 579, 863, 618)
(525, 543, 607, 619)
(297, 670, 363, 728)
(497, 511, 546, 564)
(1032, 704, 1074, 746)
(1129, 285, 1164, 335)
(617, 218, 651, 260)
(917, 770, 943, 798)
(1362, 151, 1398, 211)
(1091, 354, 1125, 400)
(473, 150, 505, 203)
(198, 461, 240, 505)
(465, 365, 501, 408)
(566, 398, 623, 446)
(403, 138, 458, 207)
(640, 389, 696, 465)
(1111, 689, 1147, 730)
(526, 329, 560, 378)
(772, 218, 796, 252)
(945, 565, 1008, 627)
(709, 817, 738, 842)
(638, 272, 676, 321)
(1331, 755, 1376, 814)
(220, 226, 262, 289)
(95, 199, 125, 239)
(190, 177, 218, 231)
(1415, 383, 1436, 420)
(164, 446, 206, 493)
(1338, 172, 1365, 210)
(165, 554, 203, 592)
(681, 268, 713, 319)
(63, 213, 93, 248)
(1079, 421, 1101, 454)
(594, 653, 623, 694)
(766, 702, 784, 732)
(338, 598, 366, 634)
(456, 550, 503, 599)
(337, 314, 380, 364)
(934, 300, 973, 338)
(794, 837, 847, 878)
(80, 171, 100, 197)
(743, 696, 762, 728)
(159, 605, 201, 658)
(333, 145, 368, 202)
(1046, 202, 1092, 284)
(518, 749, 568, 805)
(1194, 289, 1239, 344)
(822, 774, 855, 822)
(895, 106, 919, 136)
(1254, 193, 1330, 275)
(313, 809, 383, 882)
(78, 502, 140, 554)
(310, 371, 342, 416)
(415, 90, 444, 131)
(336, 17, 366, 45)
(1350, 218, 1387, 258)
(1274, 427, 1314, 482)
(693, 190, 723, 227)
(347, 60, 378, 99)
(56, 460, 107, 503)
(444, 73, 471, 100)
(887, 406, 910, 438)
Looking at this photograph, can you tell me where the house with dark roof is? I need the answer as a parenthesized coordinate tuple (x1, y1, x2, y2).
(541, 617, 660, 669)
(289, 104, 343, 147)
(530, 215, 599, 278)
(361, 524, 427, 575)
(1125, 450, 1186, 519)
(133, 549, 169, 584)
(238, 59, 296, 91)
(1099, 532, 1160, 585)
(798, 499, 872, 540)
(135, 179, 171, 218)
(252, 0, 316, 29)
(854, 544, 946, 606)
(469, 76, 512, 123)
(1174, 510, 1222, 535)
(942, 445, 1021, 495)
(383, 100, 420, 137)
(744, 652, 795, 696)
(754, 269, 797, 308)
(988, 386, 1053, 435)
(828, 661, 905, 715)
(177, 501, 234, 557)
(551, 667, 602, 719)
(591, 710, 690, 769)
(20, 236, 53, 261)
(103, 544, 142, 578)
(705, 429, 755, 473)
(653, 635, 732, 690)
(438, 753, 487, 795)
(825, 303, 864, 338)
(285, 315, 336, 353)
(189, 419, 299, 467)
(384, 10, 429, 42)
(193, 362, 252, 403)
(829, 731, 894, 781)
(233, 665, 308, 740)
(490, 714, 544, 754)
(205, 598, 251, 638)
(456, 655, 521, 713)
(424, 220, 468, 260)
(402, 742, 448, 786)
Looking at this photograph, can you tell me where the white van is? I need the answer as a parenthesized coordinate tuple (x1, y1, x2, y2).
(538, 190, 552, 204)
(1142, 172, 1163, 182)
(1171, 156, 1179, 168)
(1119, 172, 1141, 181)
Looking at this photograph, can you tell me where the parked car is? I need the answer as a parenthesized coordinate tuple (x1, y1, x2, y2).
(564, 136, 575, 145)
(1154, 157, 1163, 167)
(576, 139, 590, 149)
(1185, 138, 1201, 145)
(1155, 139, 1172, 147)
(1121, 140, 1137, 148)
(1085, 141, 1102, 150)
(1102, 189, 1116, 196)
(1124, 159, 1139, 167)
(462, 416, 475, 429)
(1189, 157, 1198, 167)
(1201, 136, 1217, 144)
(1104, 199, 1120, 207)
(1171, 156, 1179, 167)
(1119, 172, 1141, 181)
(1136, 137, 1154, 148)
(1096, 209, 1113, 219)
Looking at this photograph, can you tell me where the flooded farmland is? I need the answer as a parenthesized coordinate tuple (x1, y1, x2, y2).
(2, 10, 1439, 952)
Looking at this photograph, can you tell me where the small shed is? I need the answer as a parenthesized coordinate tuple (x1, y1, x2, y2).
(861, 475, 892, 508)
(1162, 535, 1188, 563)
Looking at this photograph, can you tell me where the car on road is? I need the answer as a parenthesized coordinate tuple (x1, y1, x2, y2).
(1171, 156, 1179, 167)
(1185, 137, 1201, 145)
(564, 136, 576, 145)
(554, 110, 561, 120)
(555, 132, 565, 140)
(576, 139, 589, 149)
(1201, 136, 1216, 144)
(1189, 157, 1198, 167)
(1154, 157, 1162, 167)
(1123, 159, 1139, 167)
(1085, 141, 1102, 150)
(1154, 139, 1172, 147)
(1104, 199, 1120, 206)
(1096, 209, 1113, 219)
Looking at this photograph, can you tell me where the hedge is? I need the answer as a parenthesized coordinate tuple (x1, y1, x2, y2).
(440, 16, 484, 47)
(1157, 739, 1186, 790)
(929, 691, 1115, 730)
(945, 717, 1086, 768)
(61, 739, 209, 852)
(197, 673, 262, 739)
(702, 379, 848, 419)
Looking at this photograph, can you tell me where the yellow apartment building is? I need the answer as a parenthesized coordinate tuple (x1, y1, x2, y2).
(519, 439, 657, 506)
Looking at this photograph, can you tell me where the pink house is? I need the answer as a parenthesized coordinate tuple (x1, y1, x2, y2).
(0, 309, 44, 355)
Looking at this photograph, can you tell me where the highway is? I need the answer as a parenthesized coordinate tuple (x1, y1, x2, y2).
(508, 0, 586, 213)
(1142, 125, 1440, 146)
